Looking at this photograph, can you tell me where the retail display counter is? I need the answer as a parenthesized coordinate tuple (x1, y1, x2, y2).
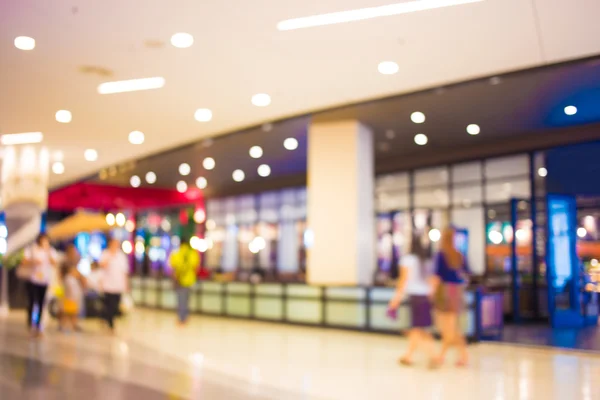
(131, 277, 501, 341)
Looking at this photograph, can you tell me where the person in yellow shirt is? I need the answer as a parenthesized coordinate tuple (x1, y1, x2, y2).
(169, 236, 200, 326)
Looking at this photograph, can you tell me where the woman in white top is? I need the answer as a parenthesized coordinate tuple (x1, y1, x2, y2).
(99, 238, 129, 333)
(23, 233, 58, 337)
(388, 232, 435, 367)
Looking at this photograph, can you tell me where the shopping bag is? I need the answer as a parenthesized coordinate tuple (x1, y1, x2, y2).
(120, 294, 135, 314)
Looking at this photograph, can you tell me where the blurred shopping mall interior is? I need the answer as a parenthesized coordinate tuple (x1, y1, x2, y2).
(1, 0, 600, 399)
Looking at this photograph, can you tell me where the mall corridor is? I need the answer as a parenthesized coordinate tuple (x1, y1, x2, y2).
(0, 310, 598, 400)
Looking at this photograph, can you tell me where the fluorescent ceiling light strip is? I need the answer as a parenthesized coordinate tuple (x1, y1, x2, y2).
(0, 132, 43, 145)
(97, 77, 165, 94)
(277, 0, 485, 31)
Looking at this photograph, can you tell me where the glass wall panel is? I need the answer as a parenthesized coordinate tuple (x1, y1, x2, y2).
(485, 155, 529, 179)
(485, 179, 530, 203)
(414, 188, 449, 208)
(451, 207, 485, 275)
(415, 166, 448, 188)
(452, 162, 482, 184)
(376, 191, 409, 212)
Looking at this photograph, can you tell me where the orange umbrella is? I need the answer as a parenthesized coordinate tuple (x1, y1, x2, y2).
(48, 212, 110, 240)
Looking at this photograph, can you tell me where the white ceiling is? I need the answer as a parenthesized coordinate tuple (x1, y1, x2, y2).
(1, 0, 599, 188)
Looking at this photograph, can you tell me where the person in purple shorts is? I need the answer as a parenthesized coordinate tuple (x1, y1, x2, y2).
(430, 227, 470, 368)
(388, 232, 435, 367)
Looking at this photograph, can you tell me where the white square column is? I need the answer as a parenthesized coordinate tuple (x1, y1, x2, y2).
(307, 120, 375, 286)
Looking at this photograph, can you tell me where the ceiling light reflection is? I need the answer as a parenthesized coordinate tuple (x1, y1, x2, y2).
(277, 0, 485, 30)
(98, 77, 165, 94)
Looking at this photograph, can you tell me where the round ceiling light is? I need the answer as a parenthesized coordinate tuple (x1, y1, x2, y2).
(257, 164, 271, 177)
(538, 167, 548, 177)
(249, 146, 263, 159)
(411, 112, 426, 124)
(466, 124, 480, 135)
(171, 32, 194, 48)
(176, 180, 188, 193)
(251, 93, 271, 107)
(194, 108, 213, 122)
(84, 149, 98, 161)
(196, 176, 208, 189)
(52, 162, 65, 175)
(202, 157, 215, 170)
(14, 36, 35, 50)
(564, 105, 577, 116)
(179, 163, 191, 176)
(145, 171, 157, 184)
(55, 110, 72, 123)
(284, 137, 298, 151)
(378, 61, 399, 75)
(232, 169, 245, 182)
(414, 133, 428, 146)
(129, 130, 145, 145)
(130, 175, 141, 187)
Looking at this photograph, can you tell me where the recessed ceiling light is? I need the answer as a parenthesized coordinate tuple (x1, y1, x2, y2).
(277, 0, 484, 30)
(14, 36, 35, 50)
(196, 177, 207, 189)
(251, 93, 271, 107)
(284, 137, 298, 150)
(411, 111, 426, 124)
(179, 163, 191, 176)
(146, 171, 157, 184)
(564, 105, 577, 116)
(466, 124, 480, 135)
(194, 108, 213, 122)
(130, 175, 141, 187)
(52, 162, 65, 175)
(249, 146, 263, 159)
(203, 157, 215, 170)
(170, 32, 194, 48)
(55, 110, 72, 123)
(232, 169, 245, 182)
(128, 130, 145, 145)
(0, 132, 43, 145)
(414, 133, 428, 146)
(176, 180, 188, 193)
(378, 142, 391, 152)
(538, 167, 548, 177)
(84, 149, 98, 161)
(378, 61, 399, 75)
(257, 164, 271, 177)
(98, 77, 165, 94)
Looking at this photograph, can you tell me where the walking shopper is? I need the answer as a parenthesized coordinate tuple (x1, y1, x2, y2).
(431, 227, 471, 368)
(22, 233, 58, 338)
(99, 238, 129, 334)
(388, 232, 435, 367)
(169, 236, 200, 326)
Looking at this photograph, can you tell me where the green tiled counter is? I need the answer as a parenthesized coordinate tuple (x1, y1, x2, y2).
(134, 277, 486, 340)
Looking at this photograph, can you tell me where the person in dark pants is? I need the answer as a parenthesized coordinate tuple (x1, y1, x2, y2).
(169, 236, 200, 326)
(99, 238, 129, 334)
(23, 233, 58, 338)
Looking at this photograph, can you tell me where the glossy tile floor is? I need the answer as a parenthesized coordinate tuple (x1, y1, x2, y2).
(1, 310, 599, 400)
